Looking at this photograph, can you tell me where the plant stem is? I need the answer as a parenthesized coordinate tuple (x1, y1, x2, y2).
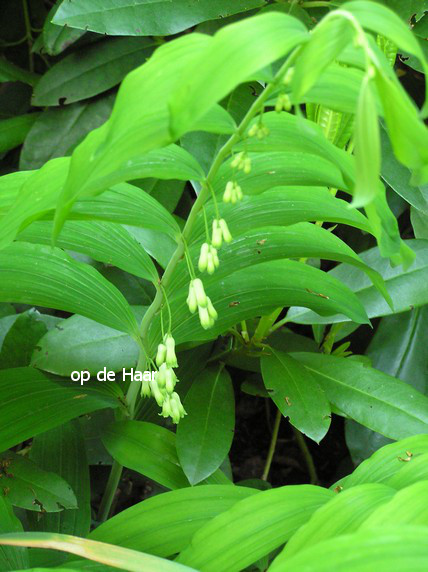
(22, 0, 34, 73)
(97, 47, 300, 523)
(300, 1, 332, 7)
(262, 408, 282, 481)
(292, 426, 318, 484)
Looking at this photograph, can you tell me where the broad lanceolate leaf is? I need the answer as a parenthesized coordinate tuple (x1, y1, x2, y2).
(334, 435, 428, 491)
(102, 420, 230, 490)
(275, 484, 395, 564)
(0, 496, 28, 571)
(151, 259, 369, 351)
(177, 485, 334, 572)
(18, 220, 158, 282)
(380, 124, 428, 214)
(20, 95, 115, 170)
(346, 306, 428, 464)
(170, 224, 390, 309)
(0, 533, 197, 572)
(89, 486, 257, 557)
(28, 420, 91, 536)
(0, 242, 140, 339)
(33, 38, 155, 106)
(0, 58, 39, 86)
(0, 114, 39, 154)
(0, 451, 77, 512)
(170, 13, 308, 137)
(0, 367, 120, 453)
(360, 481, 428, 529)
(53, 0, 265, 36)
(287, 240, 428, 324)
(32, 310, 145, 376)
(54, 12, 307, 237)
(261, 350, 330, 443)
(0, 310, 47, 369)
(292, 353, 428, 441)
(269, 527, 428, 572)
(41, 2, 85, 56)
(176, 366, 235, 484)
(190, 188, 373, 245)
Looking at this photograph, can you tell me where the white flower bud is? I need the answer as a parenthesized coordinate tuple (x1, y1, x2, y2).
(160, 394, 172, 418)
(219, 218, 232, 243)
(141, 378, 151, 398)
(210, 246, 219, 268)
(186, 281, 197, 313)
(211, 219, 223, 248)
(206, 253, 216, 275)
(248, 123, 258, 137)
(231, 152, 244, 169)
(223, 181, 234, 203)
(207, 297, 218, 321)
(282, 67, 295, 86)
(170, 392, 187, 424)
(164, 334, 178, 368)
(150, 378, 165, 406)
(198, 242, 209, 273)
(155, 343, 167, 367)
(192, 278, 208, 308)
(156, 363, 167, 389)
(198, 305, 214, 330)
(243, 157, 251, 174)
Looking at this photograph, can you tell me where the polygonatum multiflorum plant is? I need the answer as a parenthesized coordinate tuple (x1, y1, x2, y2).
(0, 0, 428, 570)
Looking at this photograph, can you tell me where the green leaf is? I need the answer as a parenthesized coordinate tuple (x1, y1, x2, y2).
(0, 58, 39, 86)
(0, 242, 140, 339)
(385, 453, 428, 490)
(292, 352, 428, 441)
(42, 2, 86, 56)
(0, 114, 39, 154)
(70, 183, 180, 240)
(190, 188, 373, 244)
(0, 532, 198, 572)
(275, 483, 395, 564)
(380, 123, 428, 214)
(33, 37, 155, 106)
(346, 306, 428, 464)
(261, 349, 331, 443)
(102, 420, 230, 490)
(334, 435, 428, 490)
(173, 224, 389, 304)
(177, 485, 334, 572)
(212, 152, 349, 197)
(154, 259, 369, 351)
(374, 70, 428, 184)
(291, 15, 353, 102)
(344, 0, 428, 107)
(27, 420, 91, 536)
(0, 451, 77, 512)
(360, 481, 428, 529)
(0, 496, 29, 571)
(52, 34, 210, 237)
(0, 367, 120, 452)
(53, 0, 266, 36)
(89, 485, 257, 557)
(20, 95, 115, 170)
(411, 207, 428, 239)
(287, 240, 428, 324)
(0, 310, 47, 369)
(0, 157, 70, 250)
(176, 366, 235, 484)
(18, 220, 158, 282)
(269, 526, 428, 572)
(239, 111, 355, 187)
(353, 74, 381, 207)
(170, 13, 308, 137)
(31, 310, 145, 376)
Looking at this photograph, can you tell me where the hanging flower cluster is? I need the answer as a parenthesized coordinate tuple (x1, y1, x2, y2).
(187, 278, 218, 330)
(141, 333, 186, 424)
